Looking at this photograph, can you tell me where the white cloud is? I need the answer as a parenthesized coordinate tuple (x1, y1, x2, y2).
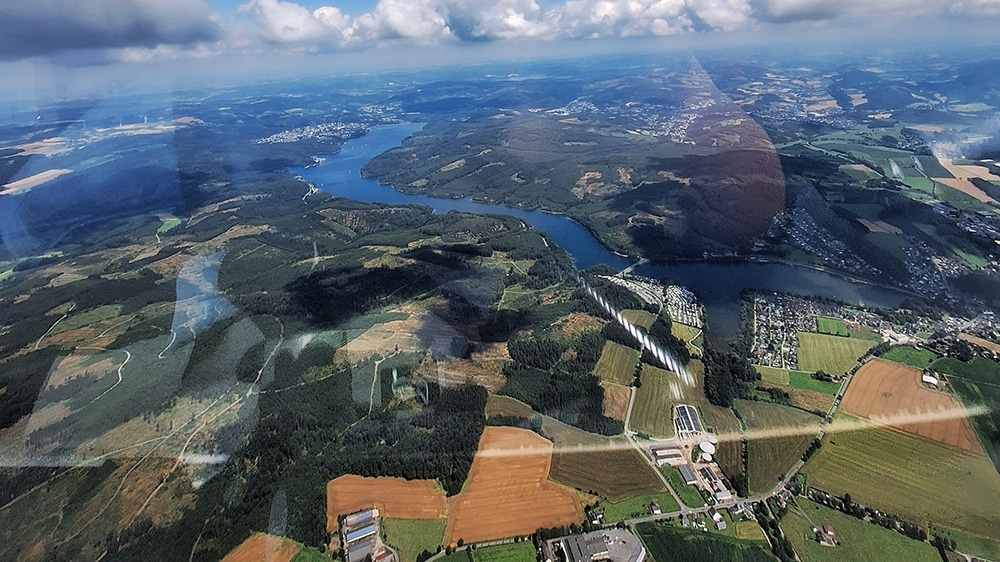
(950, 0, 1000, 17)
(444, 0, 552, 41)
(556, 0, 692, 38)
(688, 0, 752, 31)
(314, 6, 351, 31)
(237, 0, 333, 43)
(5, 0, 1000, 63)
(353, 0, 453, 42)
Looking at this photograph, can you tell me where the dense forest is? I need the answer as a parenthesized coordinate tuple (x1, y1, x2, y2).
(702, 340, 760, 408)
(501, 330, 623, 435)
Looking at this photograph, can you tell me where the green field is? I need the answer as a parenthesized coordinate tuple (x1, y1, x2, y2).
(291, 546, 331, 562)
(622, 309, 656, 329)
(157, 218, 182, 233)
(734, 521, 768, 542)
(803, 414, 1000, 540)
(932, 357, 1000, 474)
(931, 356, 1000, 385)
(672, 323, 703, 356)
(797, 333, 876, 375)
(929, 525, 1000, 562)
(757, 365, 791, 385)
(593, 341, 639, 385)
(782, 499, 940, 562)
(756, 366, 839, 395)
(631, 364, 676, 438)
(663, 467, 706, 508)
(383, 519, 446, 562)
(788, 371, 840, 395)
(636, 523, 778, 562)
(736, 400, 822, 494)
(54, 304, 124, 332)
(816, 317, 848, 337)
(471, 542, 535, 562)
(880, 346, 938, 369)
(601, 492, 680, 523)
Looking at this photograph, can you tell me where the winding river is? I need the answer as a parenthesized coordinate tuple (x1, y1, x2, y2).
(293, 123, 908, 341)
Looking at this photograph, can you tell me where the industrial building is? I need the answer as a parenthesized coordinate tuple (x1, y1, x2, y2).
(650, 446, 684, 467)
(549, 530, 646, 562)
(674, 404, 704, 440)
(678, 463, 698, 486)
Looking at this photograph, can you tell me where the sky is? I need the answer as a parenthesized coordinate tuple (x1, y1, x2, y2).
(0, 0, 998, 100)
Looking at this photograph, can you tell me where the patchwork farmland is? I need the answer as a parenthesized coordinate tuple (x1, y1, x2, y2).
(736, 399, 822, 493)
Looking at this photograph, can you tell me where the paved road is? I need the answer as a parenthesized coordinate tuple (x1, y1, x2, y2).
(622, 386, 687, 511)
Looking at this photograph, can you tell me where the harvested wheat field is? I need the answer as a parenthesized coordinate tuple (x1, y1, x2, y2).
(221, 533, 300, 562)
(602, 382, 631, 421)
(326, 475, 448, 532)
(444, 427, 583, 546)
(841, 359, 982, 454)
(959, 332, 1000, 354)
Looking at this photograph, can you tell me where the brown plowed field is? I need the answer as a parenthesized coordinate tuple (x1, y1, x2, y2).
(543, 416, 664, 502)
(602, 382, 631, 421)
(326, 476, 448, 532)
(221, 533, 300, 562)
(959, 332, 1000, 354)
(841, 359, 982, 454)
(444, 427, 583, 546)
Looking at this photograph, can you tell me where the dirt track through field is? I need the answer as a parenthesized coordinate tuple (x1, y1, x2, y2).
(841, 359, 982, 454)
(444, 427, 582, 546)
(326, 475, 448, 532)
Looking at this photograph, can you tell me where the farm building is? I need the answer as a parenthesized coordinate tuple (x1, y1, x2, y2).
(345, 523, 377, 544)
(678, 464, 698, 485)
(715, 520, 728, 531)
(588, 507, 605, 525)
(815, 524, 839, 547)
(343, 509, 377, 529)
(674, 404, 704, 439)
(921, 373, 940, 387)
(340, 508, 393, 562)
(347, 540, 374, 562)
(651, 446, 684, 467)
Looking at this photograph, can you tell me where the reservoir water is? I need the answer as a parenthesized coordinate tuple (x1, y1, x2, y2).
(293, 123, 909, 341)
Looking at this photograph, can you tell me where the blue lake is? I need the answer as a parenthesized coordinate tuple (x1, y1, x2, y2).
(293, 123, 909, 341)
